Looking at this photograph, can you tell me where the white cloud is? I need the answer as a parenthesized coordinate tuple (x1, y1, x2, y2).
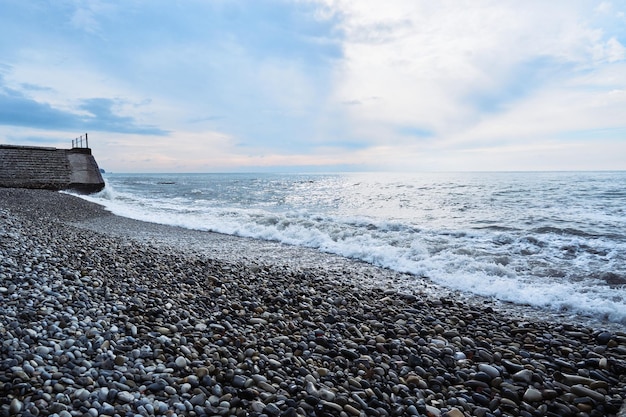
(2, 0, 625, 171)
(91, 129, 381, 172)
(604, 37, 626, 62)
(595, 1, 613, 14)
(91, 131, 237, 172)
(69, 0, 117, 35)
(307, 0, 626, 169)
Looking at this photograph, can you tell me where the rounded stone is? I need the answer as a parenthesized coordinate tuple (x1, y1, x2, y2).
(319, 388, 336, 401)
(232, 375, 248, 388)
(344, 404, 361, 416)
(512, 369, 533, 384)
(35, 346, 51, 356)
(251, 401, 266, 412)
(190, 393, 207, 406)
(523, 387, 543, 403)
(74, 388, 90, 401)
(478, 363, 500, 379)
(446, 408, 465, 417)
(264, 402, 281, 416)
(9, 399, 23, 414)
(596, 331, 612, 345)
(175, 356, 187, 368)
(117, 391, 134, 403)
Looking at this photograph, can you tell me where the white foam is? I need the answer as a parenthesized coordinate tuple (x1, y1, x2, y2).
(74, 175, 626, 325)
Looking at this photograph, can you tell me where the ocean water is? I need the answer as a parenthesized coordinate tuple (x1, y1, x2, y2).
(77, 171, 626, 325)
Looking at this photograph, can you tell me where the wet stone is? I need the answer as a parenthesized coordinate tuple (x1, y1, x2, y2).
(232, 375, 248, 388)
(523, 387, 543, 403)
(596, 331, 613, 345)
(264, 402, 281, 416)
(9, 399, 23, 414)
(175, 356, 187, 368)
(570, 384, 606, 403)
(190, 393, 207, 406)
(512, 369, 534, 384)
(478, 363, 500, 379)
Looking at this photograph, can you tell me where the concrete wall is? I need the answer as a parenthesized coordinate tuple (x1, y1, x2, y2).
(0, 144, 105, 194)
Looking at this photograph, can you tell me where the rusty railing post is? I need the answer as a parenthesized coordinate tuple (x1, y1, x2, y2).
(71, 133, 90, 149)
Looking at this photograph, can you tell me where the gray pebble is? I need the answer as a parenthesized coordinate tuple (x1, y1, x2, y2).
(523, 387, 543, 402)
(1, 191, 625, 417)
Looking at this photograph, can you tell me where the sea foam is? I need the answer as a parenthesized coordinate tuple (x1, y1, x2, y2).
(76, 172, 626, 324)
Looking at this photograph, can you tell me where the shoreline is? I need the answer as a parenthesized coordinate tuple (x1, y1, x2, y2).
(1, 188, 624, 416)
(67, 191, 626, 333)
(75, 214, 625, 334)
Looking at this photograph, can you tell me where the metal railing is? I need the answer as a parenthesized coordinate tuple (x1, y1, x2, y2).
(72, 133, 89, 149)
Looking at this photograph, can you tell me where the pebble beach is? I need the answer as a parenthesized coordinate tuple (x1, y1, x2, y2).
(1, 188, 624, 417)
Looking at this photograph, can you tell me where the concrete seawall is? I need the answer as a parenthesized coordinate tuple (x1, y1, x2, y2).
(0, 144, 105, 194)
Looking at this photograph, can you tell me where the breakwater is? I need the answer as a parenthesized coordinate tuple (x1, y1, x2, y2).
(0, 144, 105, 194)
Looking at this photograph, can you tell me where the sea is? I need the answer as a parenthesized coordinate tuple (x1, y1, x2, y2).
(76, 171, 626, 326)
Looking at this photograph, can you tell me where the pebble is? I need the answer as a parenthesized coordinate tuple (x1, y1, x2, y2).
(117, 391, 134, 403)
(9, 399, 23, 414)
(512, 369, 534, 384)
(264, 402, 281, 415)
(344, 404, 361, 416)
(258, 381, 277, 393)
(319, 388, 336, 401)
(478, 363, 500, 379)
(570, 384, 606, 402)
(35, 346, 51, 356)
(175, 356, 187, 368)
(232, 375, 248, 388)
(0, 189, 624, 417)
(446, 408, 465, 417)
(523, 387, 543, 402)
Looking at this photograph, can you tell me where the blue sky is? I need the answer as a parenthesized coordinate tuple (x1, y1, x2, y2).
(1, 0, 625, 172)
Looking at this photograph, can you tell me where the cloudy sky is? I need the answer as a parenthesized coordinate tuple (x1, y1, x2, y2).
(1, 1, 625, 172)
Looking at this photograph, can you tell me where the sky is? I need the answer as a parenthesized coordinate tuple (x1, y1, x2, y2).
(1, 0, 625, 172)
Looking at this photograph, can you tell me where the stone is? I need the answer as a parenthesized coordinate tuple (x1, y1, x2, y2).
(478, 364, 500, 379)
(264, 402, 281, 416)
(35, 346, 51, 356)
(425, 405, 441, 416)
(596, 331, 612, 345)
(190, 393, 207, 406)
(258, 381, 276, 393)
(319, 388, 336, 401)
(175, 356, 187, 368)
(117, 391, 134, 403)
(344, 404, 361, 416)
(570, 385, 605, 403)
(523, 387, 543, 403)
(233, 375, 248, 388)
(512, 369, 533, 384)
(445, 408, 465, 417)
(9, 399, 23, 414)
(74, 388, 90, 401)
(147, 382, 166, 392)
